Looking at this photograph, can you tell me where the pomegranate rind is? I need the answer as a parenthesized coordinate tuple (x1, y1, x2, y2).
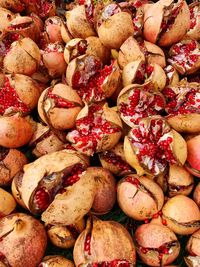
(0, 7, 15, 39)
(0, 188, 16, 216)
(171, 129, 187, 165)
(40, 256, 75, 267)
(167, 114, 200, 133)
(186, 228, 200, 256)
(144, 41, 166, 68)
(186, 2, 200, 41)
(11, 172, 27, 209)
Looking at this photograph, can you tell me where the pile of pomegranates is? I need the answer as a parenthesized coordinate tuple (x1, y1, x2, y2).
(0, 0, 200, 266)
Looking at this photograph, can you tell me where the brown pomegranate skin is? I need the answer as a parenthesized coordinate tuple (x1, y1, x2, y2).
(73, 216, 136, 266)
(117, 174, 164, 221)
(0, 213, 47, 267)
(38, 83, 83, 130)
(47, 218, 85, 249)
(0, 187, 16, 217)
(44, 16, 64, 43)
(162, 195, 200, 235)
(186, 2, 200, 41)
(135, 223, 180, 266)
(0, 114, 35, 148)
(3, 37, 41, 76)
(39, 256, 75, 267)
(186, 228, 200, 257)
(11, 171, 27, 209)
(0, 148, 27, 186)
(0, 7, 14, 40)
(193, 183, 200, 208)
(88, 167, 116, 215)
(186, 135, 200, 178)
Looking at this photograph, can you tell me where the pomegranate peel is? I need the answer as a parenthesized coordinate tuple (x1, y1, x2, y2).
(0, 188, 16, 217)
(186, 2, 200, 41)
(39, 256, 75, 267)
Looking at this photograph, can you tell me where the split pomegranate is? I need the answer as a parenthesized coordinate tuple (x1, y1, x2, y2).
(186, 228, 200, 258)
(143, 0, 190, 46)
(39, 256, 75, 267)
(124, 117, 187, 176)
(0, 0, 25, 12)
(168, 39, 200, 75)
(163, 81, 200, 133)
(0, 188, 16, 217)
(23, 0, 56, 18)
(186, 2, 200, 41)
(44, 16, 64, 43)
(38, 83, 83, 130)
(11, 171, 27, 209)
(135, 223, 180, 266)
(66, 103, 122, 156)
(73, 217, 136, 266)
(117, 174, 164, 221)
(0, 7, 14, 40)
(162, 195, 200, 235)
(186, 134, 200, 178)
(164, 65, 179, 86)
(0, 213, 47, 267)
(117, 83, 166, 128)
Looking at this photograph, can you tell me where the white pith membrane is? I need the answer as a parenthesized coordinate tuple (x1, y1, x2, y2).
(188, 4, 199, 31)
(43, 42, 64, 53)
(168, 40, 200, 73)
(128, 118, 177, 175)
(163, 82, 200, 116)
(67, 103, 121, 156)
(164, 65, 176, 85)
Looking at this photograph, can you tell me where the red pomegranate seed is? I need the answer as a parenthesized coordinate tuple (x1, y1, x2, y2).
(47, 89, 76, 108)
(84, 234, 91, 255)
(140, 247, 149, 254)
(33, 187, 50, 211)
(162, 219, 167, 225)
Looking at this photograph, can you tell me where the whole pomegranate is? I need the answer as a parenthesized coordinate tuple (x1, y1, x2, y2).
(39, 256, 75, 267)
(193, 183, 200, 208)
(124, 117, 187, 176)
(0, 188, 16, 217)
(0, 147, 27, 186)
(38, 83, 83, 130)
(117, 174, 164, 221)
(185, 134, 200, 177)
(135, 223, 180, 266)
(66, 102, 122, 156)
(73, 216, 136, 266)
(0, 213, 47, 267)
(186, 228, 200, 257)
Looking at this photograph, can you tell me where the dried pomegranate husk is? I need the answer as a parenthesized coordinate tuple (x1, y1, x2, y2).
(0, 74, 41, 116)
(11, 171, 27, 209)
(185, 134, 200, 178)
(194, 183, 200, 208)
(3, 37, 41, 76)
(186, 228, 200, 257)
(0, 147, 27, 186)
(39, 256, 75, 267)
(164, 65, 179, 86)
(186, 2, 200, 41)
(29, 123, 66, 157)
(97, 3, 134, 49)
(73, 216, 136, 266)
(0, 114, 35, 148)
(135, 223, 180, 266)
(66, 5, 96, 39)
(162, 195, 200, 235)
(0, 213, 47, 267)
(118, 37, 166, 69)
(122, 60, 166, 90)
(0, 188, 16, 217)
(47, 218, 85, 249)
(164, 81, 200, 133)
(168, 40, 200, 75)
(124, 117, 187, 176)
(42, 42, 67, 78)
(117, 174, 164, 221)
(67, 102, 122, 156)
(99, 142, 134, 177)
(38, 83, 83, 130)
(0, 7, 14, 40)
(143, 0, 190, 47)
(87, 167, 116, 215)
(117, 83, 166, 128)
(0, 0, 25, 12)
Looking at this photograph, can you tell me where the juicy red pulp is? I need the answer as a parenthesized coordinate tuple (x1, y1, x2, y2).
(134, 63, 154, 84)
(125, 176, 140, 188)
(47, 88, 76, 109)
(8, 22, 32, 31)
(0, 77, 31, 115)
(0, 33, 20, 57)
(84, 233, 91, 255)
(189, 5, 198, 29)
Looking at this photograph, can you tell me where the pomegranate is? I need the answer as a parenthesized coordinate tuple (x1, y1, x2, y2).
(184, 255, 200, 267)
(99, 142, 134, 177)
(162, 195, 200, 235)
(11, 171, 27, 209)
(66, 4, 96, 39)
(194, 183, 200, 208)
(87, 167, 116, 215)
(118, 36, 166, 69)
(0, 7, 14, 40)
(186, 134, 200, 178)
(122, 60, 166, 90)
(117, 174, 164, 221)
(39, 256, 75, 267)
(23, 0, 56, 19)
(186, 2, 200, 41)
(117, 83, 166, 128)
(38, 83, 83, 130)
(155, 164, 194, 197)
(168, 39, 200, 75)
(20, 149, 96, 226)
(73, 216, 136, 266)
(0, 147, 27, 186)
(0, 0, 25, 12)
(124, 117, 187, 176)
(0, 188, 16, 217)
(0, 74, 41, 116)
(135, 223, 180, 266)
(67, 102, 122, 156)
(47, 218, 85, 248)
(44, 16, 64, 43)
(3, 37, 41, 76)
(163, 81, 200, 133)
(29, 122, 66, 157)
(186, 228, 200, 257)
(164, 65, 179, 86)
(0, 213, 47, 267)
(0, 114, 35, 148)
(42, 42, 67, 78)
(97, 3, 134, 49)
